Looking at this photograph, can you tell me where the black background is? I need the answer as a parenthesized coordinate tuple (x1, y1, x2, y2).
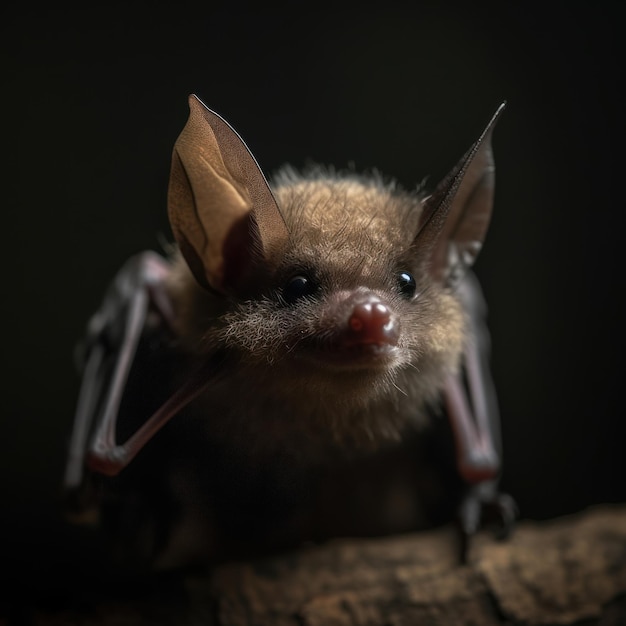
(2, 0, 624, 614)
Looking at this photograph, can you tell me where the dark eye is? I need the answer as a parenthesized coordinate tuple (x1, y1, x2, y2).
(282, 274, 317, 304)
(397, 271, 417, 299)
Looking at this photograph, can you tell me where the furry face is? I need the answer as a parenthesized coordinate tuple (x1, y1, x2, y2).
(166, 169, 465, 453)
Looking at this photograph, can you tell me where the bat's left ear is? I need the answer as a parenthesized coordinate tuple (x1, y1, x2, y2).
(415, 102, 505, 289)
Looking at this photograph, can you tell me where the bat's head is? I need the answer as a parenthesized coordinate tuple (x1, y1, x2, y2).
(166, 95, 502, 445)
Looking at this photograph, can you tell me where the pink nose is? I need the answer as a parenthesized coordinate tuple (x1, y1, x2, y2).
(347, 298, 399, 346)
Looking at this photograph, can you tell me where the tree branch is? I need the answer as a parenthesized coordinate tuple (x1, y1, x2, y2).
(208, 504, 626, 626)
(27, 504, 626, 625)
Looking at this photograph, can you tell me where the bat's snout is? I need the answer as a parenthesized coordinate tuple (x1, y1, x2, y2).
(343, 294, 399, 348)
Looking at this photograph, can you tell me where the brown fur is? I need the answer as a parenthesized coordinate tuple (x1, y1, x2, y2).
(164, 167, 466, 459)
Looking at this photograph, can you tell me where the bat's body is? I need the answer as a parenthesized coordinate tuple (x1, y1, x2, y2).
(65, 96, 516, 571)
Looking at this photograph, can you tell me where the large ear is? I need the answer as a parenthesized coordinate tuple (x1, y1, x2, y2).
(167, 94, 289, 294)
(414, 102, 505, 289)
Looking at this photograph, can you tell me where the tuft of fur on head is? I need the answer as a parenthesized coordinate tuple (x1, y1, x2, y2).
(165, 166, 467, 455)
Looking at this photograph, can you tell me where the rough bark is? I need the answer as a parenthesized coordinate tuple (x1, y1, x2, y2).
(24, 504, 626, 625)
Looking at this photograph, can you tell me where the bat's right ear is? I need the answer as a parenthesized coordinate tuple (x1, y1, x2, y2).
(167, 94, 289, 294)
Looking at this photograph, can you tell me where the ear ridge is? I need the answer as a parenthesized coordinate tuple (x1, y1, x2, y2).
(416, 102, 505, 289)
(167, 94, 289, 294)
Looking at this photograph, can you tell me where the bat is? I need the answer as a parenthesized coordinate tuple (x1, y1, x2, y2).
(64, 94, 516, 571)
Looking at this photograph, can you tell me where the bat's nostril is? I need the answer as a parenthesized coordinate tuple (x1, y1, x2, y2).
(349, 302, 389, 329)
(348, 300, 399, 346)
